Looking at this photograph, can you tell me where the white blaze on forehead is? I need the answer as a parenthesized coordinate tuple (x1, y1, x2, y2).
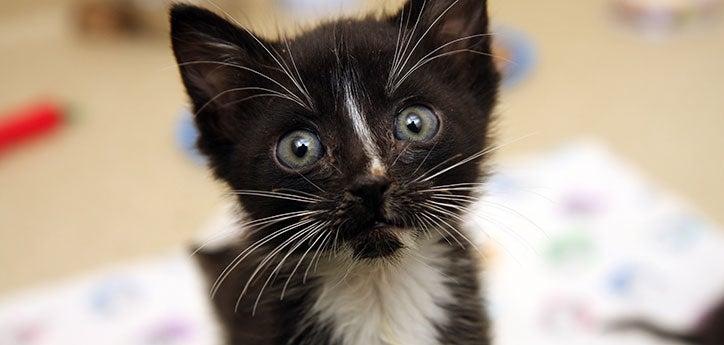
(343, 79, 386, 175)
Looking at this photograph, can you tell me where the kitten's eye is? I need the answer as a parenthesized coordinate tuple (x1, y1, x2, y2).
(395, 105, 439, 142)
(276, 130, 324, 169)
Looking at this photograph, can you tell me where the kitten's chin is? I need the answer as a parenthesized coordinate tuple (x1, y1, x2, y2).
(351, 225, 408, 259)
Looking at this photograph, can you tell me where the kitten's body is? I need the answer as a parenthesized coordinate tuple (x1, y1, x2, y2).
(171, 1, 499, 344)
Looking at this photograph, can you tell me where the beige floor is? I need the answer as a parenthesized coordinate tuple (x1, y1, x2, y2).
(1, 0, 722, 294)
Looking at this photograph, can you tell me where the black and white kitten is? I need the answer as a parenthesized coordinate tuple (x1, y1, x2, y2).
(170, 1, 500, 344)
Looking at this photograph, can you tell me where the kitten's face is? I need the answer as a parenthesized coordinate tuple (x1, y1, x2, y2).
(171, 0, 499, 260)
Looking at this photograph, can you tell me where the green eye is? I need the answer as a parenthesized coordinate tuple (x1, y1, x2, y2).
(395, 105, 439, 142)
(276, 130, 324, 169)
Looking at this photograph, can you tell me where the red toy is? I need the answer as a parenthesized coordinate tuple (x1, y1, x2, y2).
(0, 101, 66, 154)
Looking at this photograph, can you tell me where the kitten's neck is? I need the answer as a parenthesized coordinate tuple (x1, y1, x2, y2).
(305, 236, 457, 345)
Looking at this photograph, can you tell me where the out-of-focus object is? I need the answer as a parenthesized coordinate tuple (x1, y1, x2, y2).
(612, 0, 722, 33)
(73, 0, 256, 38)
(74, 0, 143, 37)
(0, 101, 66, 155)
(277, 0, 363, 19)
(176, 108, 206, 165)
(492, 26, 537, 89)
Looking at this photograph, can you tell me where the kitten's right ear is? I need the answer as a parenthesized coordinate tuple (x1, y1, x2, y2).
(170, 5, 268, 118)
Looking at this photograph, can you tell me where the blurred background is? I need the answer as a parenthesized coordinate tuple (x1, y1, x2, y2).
(0, 0, 723, 343)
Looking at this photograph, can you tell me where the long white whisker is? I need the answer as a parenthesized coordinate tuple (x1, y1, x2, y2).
(393, 48, 505, 91)
(193, 87, 289, 116)
(292, 170, 326, 194)
(253, 222, 328, 314)
(389, 0, 428, 86)
(420, 204, 482, 256)
(411, 154, 463, 183)
(221, 93, 309, 110)
(421, 133, 538, 183)
(309, 227, 335, 279)
(389, 2, 407, 85)
(231, 190, 320, 204)
(209, 218, 317, 299)
(410, 138, 439, 178)
(176, 61, 306, 106)
(406, 33, 495, 73)
(281, 227, 331, 299)
(392, 0, 461, 88)
(389, 141, 412, 169)
(425, 200, 537, 256)
(272, 188, 328, 201)
(418, 211, 461, 248)
(477, 200, 550, 239)
(191, 210, 321, 256)
(283, 37, 315, 108)
(235, 221, 322, 312)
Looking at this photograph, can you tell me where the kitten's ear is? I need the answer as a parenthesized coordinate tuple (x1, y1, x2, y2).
(391, 0, 492, 63)
(170, 4, 269, 117)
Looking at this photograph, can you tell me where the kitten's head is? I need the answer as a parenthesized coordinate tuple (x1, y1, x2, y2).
(171, 0, 499, 261)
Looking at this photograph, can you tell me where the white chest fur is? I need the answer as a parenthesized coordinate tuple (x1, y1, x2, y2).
(310, 238, 454, 345)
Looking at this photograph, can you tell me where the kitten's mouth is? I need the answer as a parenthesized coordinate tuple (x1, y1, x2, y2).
(351, 221, 405, 259)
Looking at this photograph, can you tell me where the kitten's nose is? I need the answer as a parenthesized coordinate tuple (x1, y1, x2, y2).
(349, 175, 391, 210)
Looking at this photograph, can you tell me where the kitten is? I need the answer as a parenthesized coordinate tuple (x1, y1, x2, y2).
(170, 1, 500, 344)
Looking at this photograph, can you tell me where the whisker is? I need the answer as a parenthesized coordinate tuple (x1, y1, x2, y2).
(230, 190, 321, 203)
(389, 0, 428, 87)
(281, 225, 331, 299)
(392, 48, 508, 91)
(280, 37, 315, 109)
(209, 217, 318, 299)
(388, 1, 407, 87)
(272, 188, 328, 201)
(236, 221, 323, 312)
(292, 170, 326, 194)
(477, 200, 550, 239)
(390, 0, 461, 91)
(389, 141, 412, 169)
(410, 138, 439, 177)
(420, 204, 483, 256)
(411, 153, 463, 183)
(284, 38, 312, 104)
(253, 222, 328, 313)
(418, 211, 461, 248)
(305, 229, 334, 282)
(425, 200, 538, 256)
(191, 210, 320, 256)
(193, 86, 291, 116)
(176, 61, 307, 107)
(421, 133, 538, 183)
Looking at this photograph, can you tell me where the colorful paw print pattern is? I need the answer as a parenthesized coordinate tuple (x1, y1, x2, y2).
(2, 141, 723, 345)
(480, 141, 724, 345)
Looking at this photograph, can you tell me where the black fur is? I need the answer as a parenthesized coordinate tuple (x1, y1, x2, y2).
(611, 296, 724, 345)
(171, 0, 499, 344)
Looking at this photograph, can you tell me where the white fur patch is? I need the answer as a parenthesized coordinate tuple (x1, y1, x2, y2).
(343, 79, 385, 175)
(311, 236, 453, 345)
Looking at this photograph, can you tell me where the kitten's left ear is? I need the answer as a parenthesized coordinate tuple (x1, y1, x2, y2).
(391, 0, 492, 64)
(170, 5, 272, 129)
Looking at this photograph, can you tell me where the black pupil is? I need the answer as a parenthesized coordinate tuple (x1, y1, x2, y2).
(291, 137, 310, 158)
(405, 114, 423, 134)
